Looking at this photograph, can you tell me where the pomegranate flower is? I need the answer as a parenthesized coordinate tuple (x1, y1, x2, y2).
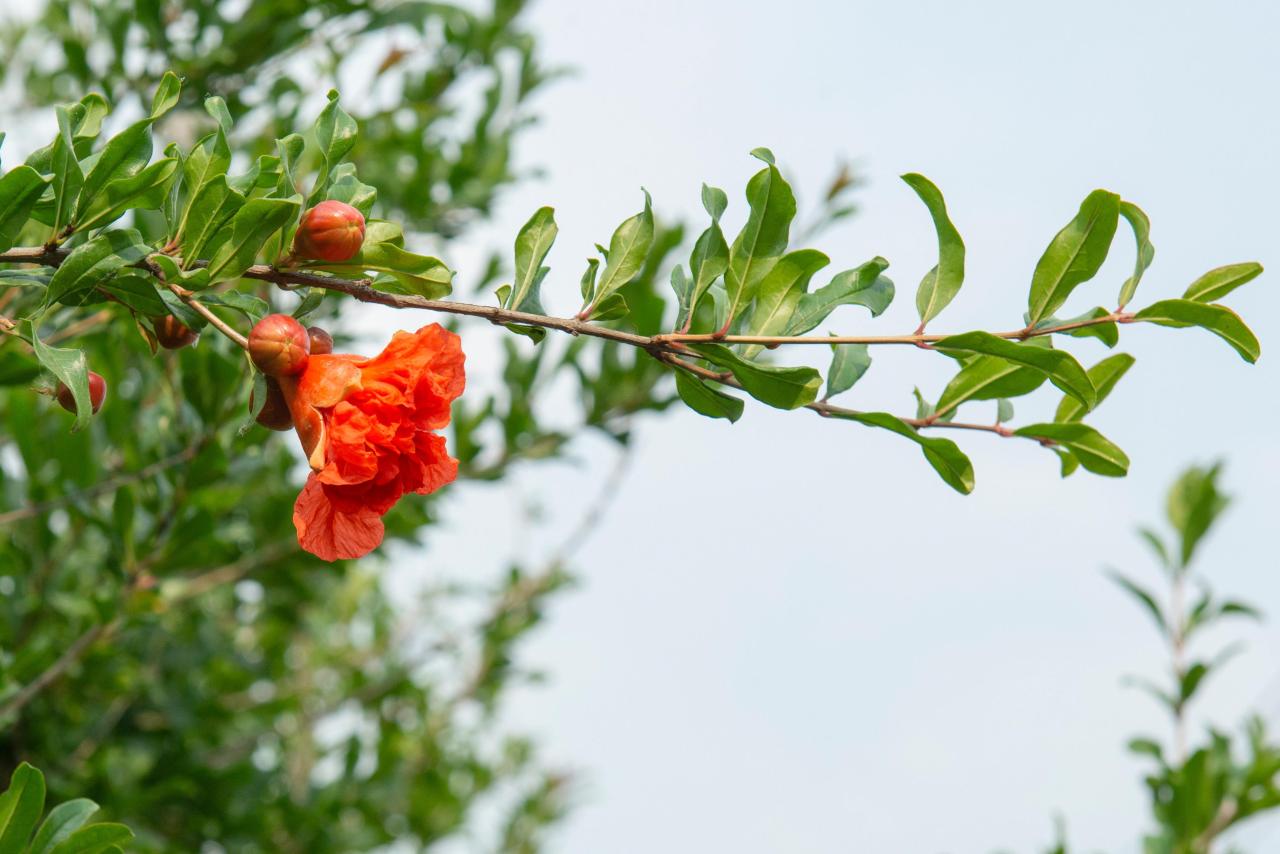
(276, 323, 465, 561)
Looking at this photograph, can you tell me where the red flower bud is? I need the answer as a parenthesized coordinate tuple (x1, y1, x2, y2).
(248, 314, 310, 376)
(154, 315, 199, 349)
(291, 201, 366, 262)
(56, 371, 107, 415)
(251, 376, 294, 431)
(307, 326, 334, 355)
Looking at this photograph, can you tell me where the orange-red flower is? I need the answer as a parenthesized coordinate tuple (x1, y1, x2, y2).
(277, 323, 465, 561)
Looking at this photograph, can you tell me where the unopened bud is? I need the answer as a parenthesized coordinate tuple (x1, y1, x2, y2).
(251, 376, 294, 431)
(248, 313, 310, 376)
(307, 326, 334, 355)
(291, 201, 366, 262)
(155, 315, 199, 349)
(56, 371, 107, 415)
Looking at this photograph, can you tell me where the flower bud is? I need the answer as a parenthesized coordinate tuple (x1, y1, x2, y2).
(248, 313, 310, 376)
(154, 314, 199, 349)
(251, 376, 294, 431)
(291, 201, 366, 262)
(56, 371, 107, 415)
(307, 326, 334, 355)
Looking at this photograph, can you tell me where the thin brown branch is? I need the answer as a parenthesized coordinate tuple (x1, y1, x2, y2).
(0, 619, 121, 724)
(165, 282, 248, 349)
(0, 443, 203, 526)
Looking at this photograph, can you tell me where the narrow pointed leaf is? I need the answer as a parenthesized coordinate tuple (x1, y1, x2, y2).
(1181, 262, 1263, 303)
(825, 339, 870, 399)
(76, 156, 179, 231)
(47, 822, 133, 854)
(902, 173, 965, 325)
(744, 248, 829, 355)
(29, 799, 99, 854)
(1133, 299, 1260, 362)
(45, 229, 150, 306)
(74, 117, 157, 223)
(0, 165, 50, 252)
(1117, 200, 1155, 308)
(1028, 189, 1121, 325)
(934, 331, 1096, 407)
(725, 161, 795, 319)
(1106, 570, 1166, 633)
(936, 356, 1047, 417)
(785, 257, 893, 335)
(690, 343, 820, 410)
(0, 762, 45, 854)
(675, 371, 744, 422)
(1055, 353, 1135, 423)
(206, 196, 301, 282)
(1014, 422, 1129, 476)
(507, 206, 557, 312)
(827, 410, 974, 494)
(591, 191, 654, 306)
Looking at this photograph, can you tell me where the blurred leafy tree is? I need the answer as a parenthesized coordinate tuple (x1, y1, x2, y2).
(1021, 464, 1279, 854)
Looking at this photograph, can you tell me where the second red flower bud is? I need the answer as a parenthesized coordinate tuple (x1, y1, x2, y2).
(248, 314, 310, 377)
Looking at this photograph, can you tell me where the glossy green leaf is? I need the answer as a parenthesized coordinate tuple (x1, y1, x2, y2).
(1027, 189, 1121, 325)
(100, 274, 166, 315)
(327, 163, 377, 217)
(74, 117, 158, 224)
(76, 155, 179, 231)
(181, 175, 245, 263)
(26, 316, 91, 430)
(29, 799, 99, 854)
(591, 190, 654, 307)
(507, 206, 557, 312)
(1181, 262, 1263, 303)
(315, 242, 452, 299)
(785, 257, 893, 335)
(690, 343, 820, 410)
(0, 762, 45, 854)
(580, 257, 600, 302)
(725, 159, 795, 320)
(902, 173, 965, 325)
(934, 331, 1096, 408)
(47, 822, 133, 854)
(308, 90, 359, 205)
(827, 410, 975, 494)
(1117, 201, 1154, 308)
(45, 229, 150, 306)
(49, 106, 84, 236)
(588, 293, 628, 322)
(1055, 353, 1135, 423)
(1014, 422, 1129, 476)
(687, 212, 729, 320)
(935, 356, 1048, 418)
(206, 196, 301, 282)
(744, 248, 830, 355)
(825, 339, 870, 399)
(177, 128, 232, 239)
(1033, 306, 1119, 348)
(1133, 299, 1260, 363)
(0, 165, 51, 252)
(701, 182, 727, 220)
(149, 70, 182, 118)
(675, 371, 744, 422)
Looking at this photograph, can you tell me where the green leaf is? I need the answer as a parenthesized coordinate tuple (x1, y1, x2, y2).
(674, 371, 744, 422)
(314, 242, 452, 300)
(725, 160, 796, 321)
(1117, 200, 1155, 308)
(1127, 738, 1165, 762)
(45, 229, 150, 306)
(76, 155, 179, 232)
(1106, 570, 1166, 633)
(827, 410, 975, 494)
(47, 823, 132, 854)
(0, 165, 51, 252)
(785, 257, 893, 335)
(588, 292, 628, 322)
(29, 799, 98, 854)
(1013, 422, 1129, 477)
(701, 183, 727, 220)
(180, 176, 245, 263)
(744, 249, 830, 354)
(1166, 463, 1229, 568)
(26, 316, 92, 430)
(205, 96, 232, 136)
(0, 350, 42, 385)
(996, 398, 1014, 423)
(0, 762, 45, 854)
(1133, 299, 1260, 363)
(326, 163, 377, 217)
(100, 274, 166, 315)
(688, 216, 729, 321)
(177, 129, 232, 240)
(902, 173, 965, 326)
(149, 70, 182, 118)
(579, 257, 600, 302)
(934, 331, 1096, 408)
(935, 356, 1047, 418)
(825, 339, 870, 399)
(308, 90, 358, 205)
(690, 343, 820, 410)
(49, 106, 84, 236)
(1027, 189, 1121, 325)
(204, 291, 269, 321)
(507, 206, 557, 312)
(1181, 262, 1263, 303)
(749, 147, 775, 165)
(1055, 353, 1135, 423)
(669, 264, 693, 328)
(591, 190, 654, 307)
(74, 117, 158, 224)
(206, 196, 301, 282)
(1033, 306, 1119, 348)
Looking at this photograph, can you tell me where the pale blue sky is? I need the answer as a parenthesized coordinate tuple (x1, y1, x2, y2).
(420, 1, 1280, 852)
